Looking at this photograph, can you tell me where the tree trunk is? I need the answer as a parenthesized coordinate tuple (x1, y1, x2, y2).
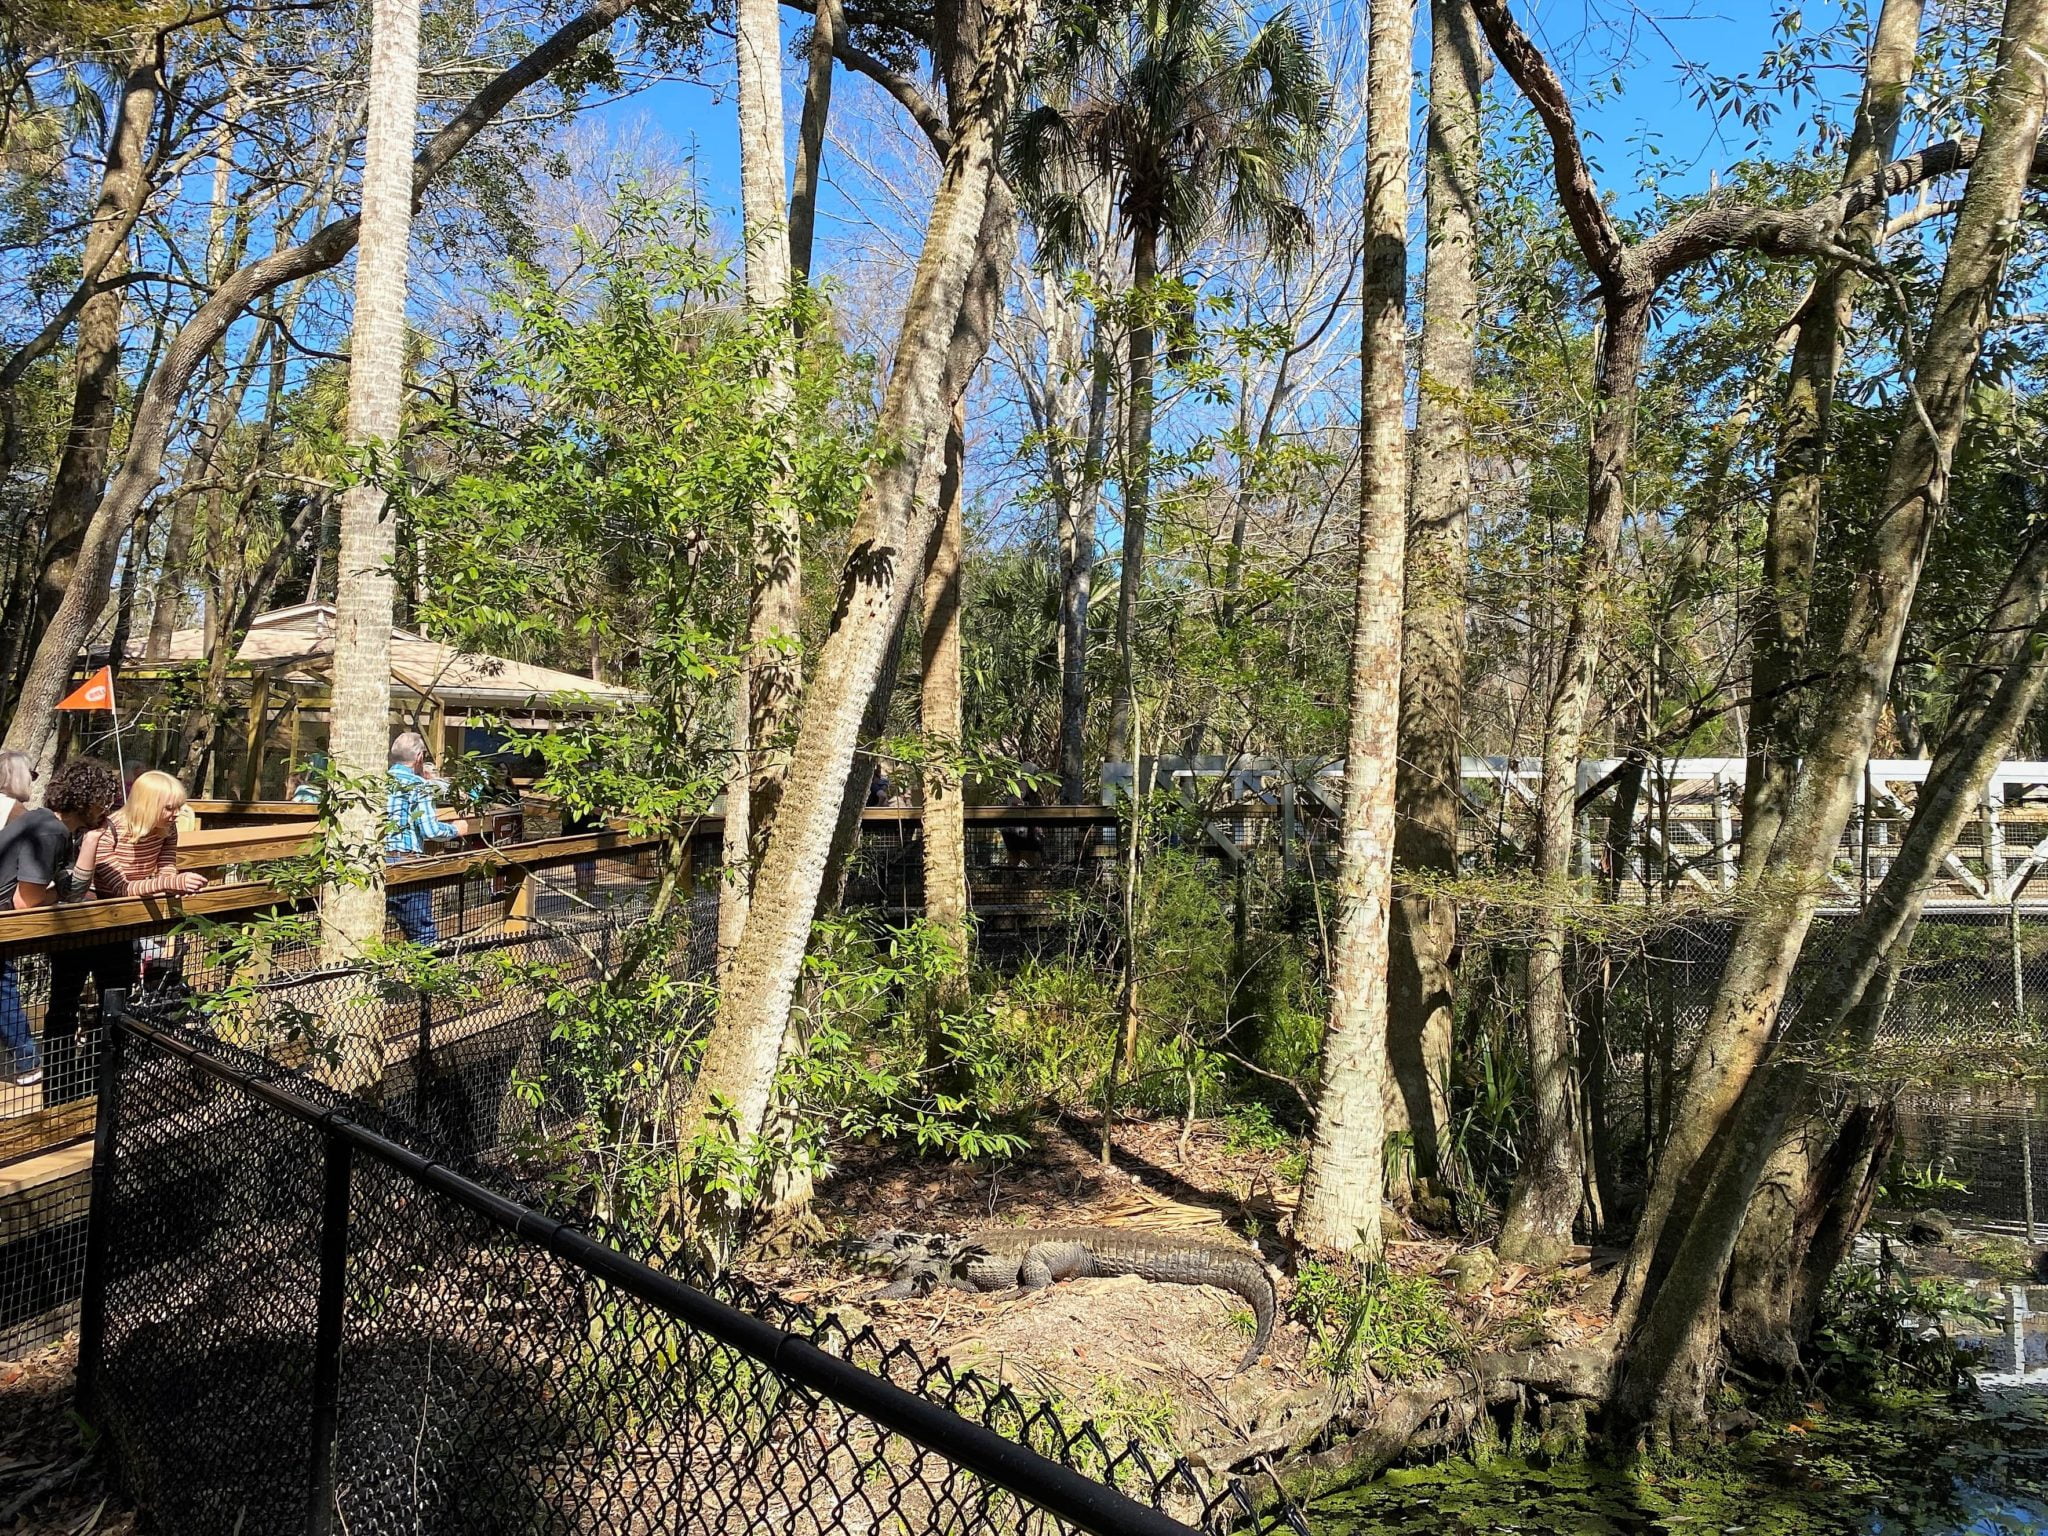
(788, 0, 840, 283)
(680, 0, 1037, 1160)
(1056, 303, 1109, 803)
(0, 37, 154, 740)
(1724, 1088, 1896, 1376)
(720, 0, 805, 959)
(0, 0, 653, 770)
(1293, 0, 1411, 1259)
(1615, 315, 2048, 1441)
(34, 38, 155, 642)
(146, 490, 198, 656)
(105, 504, 151, 675)
(1105, 226, 1157, 767)
(319, 0, 421, 980)
(1739, 0, 1926, 878)
(921, 410, 969, 951)
(1617, 0, 2048, 1337)
(1386, 0, 1489, 1195)
(1495, 292, 1651, 1266)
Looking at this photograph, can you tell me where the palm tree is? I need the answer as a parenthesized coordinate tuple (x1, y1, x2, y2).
(1003, 0, 1329, 770)
(320, 0, 421, 999)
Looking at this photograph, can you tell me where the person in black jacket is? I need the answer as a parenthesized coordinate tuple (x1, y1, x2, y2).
(0, 758, 123, 1100)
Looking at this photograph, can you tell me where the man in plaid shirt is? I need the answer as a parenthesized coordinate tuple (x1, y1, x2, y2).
(386, 731, 469, 944)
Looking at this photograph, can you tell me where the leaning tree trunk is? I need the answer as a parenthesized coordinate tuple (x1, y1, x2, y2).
(921, 410, 969, 955)
(680, 0, 1039, 1160)
(0, 38, 155, 754)
(718, 0, 804, 960)
(1617, 0, 2048, 1338)
(1386, 0, 1489, 1196)
(0, 0, 653, 771)
(1613, 23, 2048, 1429)
(1740, 0, 1927, 879)
(318, 0, 421, 982)
(1620, 519, 2048, 1437)
(30, 36, 156, 656)
(1105, 226, 1157, 768)
(1293, 0, 1412, 1259)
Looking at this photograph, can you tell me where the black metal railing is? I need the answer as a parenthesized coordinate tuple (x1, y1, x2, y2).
(78, 995, 1264, 1535)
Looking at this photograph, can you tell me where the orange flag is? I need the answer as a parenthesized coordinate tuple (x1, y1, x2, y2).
(57, 666, 115, 711)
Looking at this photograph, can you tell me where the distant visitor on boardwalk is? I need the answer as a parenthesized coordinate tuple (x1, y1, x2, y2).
(386, 731, 470, 946)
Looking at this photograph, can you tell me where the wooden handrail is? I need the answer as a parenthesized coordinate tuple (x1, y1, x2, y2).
(0, 828, 662, 954)
(187, 799, 322, 819)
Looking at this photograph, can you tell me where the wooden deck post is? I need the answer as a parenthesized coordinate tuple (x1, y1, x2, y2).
(240, 671, 272, 801)
(505, 870, 537, 934)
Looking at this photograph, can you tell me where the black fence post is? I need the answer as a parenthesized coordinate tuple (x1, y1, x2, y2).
(306, 1132, 353, 1536)
(75, 987, 128, 1419)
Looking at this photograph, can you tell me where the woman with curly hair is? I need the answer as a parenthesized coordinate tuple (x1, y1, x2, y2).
(0, 758, 123, 1091)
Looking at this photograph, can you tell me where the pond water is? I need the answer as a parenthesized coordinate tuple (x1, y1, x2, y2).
(1305, 1259, 2048, 1534)
(1302, 1092, 2048, 1534)
(1891, 1092, 2046, 1238)
(1303, 1388, 2048, 1534)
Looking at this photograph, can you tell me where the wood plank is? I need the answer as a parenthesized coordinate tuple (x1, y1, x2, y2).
(0, 1103, 94, 1167)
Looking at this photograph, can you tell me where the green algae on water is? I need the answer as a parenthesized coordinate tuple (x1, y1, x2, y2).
(1306, 1390, 2048, 1535)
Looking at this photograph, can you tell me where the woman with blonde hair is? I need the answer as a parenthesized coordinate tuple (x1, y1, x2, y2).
(77, 769, 208, 897)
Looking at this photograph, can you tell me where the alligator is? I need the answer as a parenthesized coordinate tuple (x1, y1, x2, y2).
(846, 1225, 1276, 1373)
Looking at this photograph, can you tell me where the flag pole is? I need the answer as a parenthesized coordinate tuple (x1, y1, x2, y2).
(107, 667, 126, 784)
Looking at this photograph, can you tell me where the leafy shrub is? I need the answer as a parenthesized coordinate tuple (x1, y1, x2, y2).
(1292, 1259, 1464, 1382)
(1812, 1253, 1994, 1397)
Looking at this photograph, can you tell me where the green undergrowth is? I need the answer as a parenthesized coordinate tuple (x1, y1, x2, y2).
(1291, 1260, 1466, 1382)
(1307, 1389, 2048, 1534)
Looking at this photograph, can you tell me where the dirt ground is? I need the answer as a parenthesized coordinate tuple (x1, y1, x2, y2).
(0, 1338, 134, 1536)
(741, 1111, 1619, 1465)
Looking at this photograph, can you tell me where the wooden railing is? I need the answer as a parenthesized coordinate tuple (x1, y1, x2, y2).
(0, 827, 662, 956)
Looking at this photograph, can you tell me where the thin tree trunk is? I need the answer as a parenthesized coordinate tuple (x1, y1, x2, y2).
(105, 504, 151, 676)
(0, 0, 653, 770)
(1386, 0, 1489, 1195)
(1057, 304, 1109, 803)
(720, 0, 803, 959)
(1293, 0, 1411, 1259)
(319, 0, 421, 985)
(921, 410, 969, 950)
(1740, 0, 1926, 878)
(1105, 227, 1157, 767)
(680, 0, 1037, 1160)
(788, 0, 840, 283)
(1494, 293, 1651, 1266)
(1616, 0, 2048, 1336)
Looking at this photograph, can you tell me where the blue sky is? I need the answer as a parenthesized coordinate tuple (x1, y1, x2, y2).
(597, 0, 1852, 238)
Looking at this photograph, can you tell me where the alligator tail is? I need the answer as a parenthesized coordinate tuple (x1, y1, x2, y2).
(1221, 1264, 1276, 1374)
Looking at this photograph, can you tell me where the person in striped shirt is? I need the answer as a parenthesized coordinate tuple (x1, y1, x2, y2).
(77, 770, 208, 898)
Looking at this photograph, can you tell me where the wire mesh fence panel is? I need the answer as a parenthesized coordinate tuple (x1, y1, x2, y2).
(82, 1001, 1280, 1536)
(333, 1160, 1165, 1536)
(93, 1032, 326, 1530)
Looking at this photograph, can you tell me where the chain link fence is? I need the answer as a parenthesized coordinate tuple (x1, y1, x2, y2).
(0, 840, 662, 1356)
(81, 994, 1279, 1535)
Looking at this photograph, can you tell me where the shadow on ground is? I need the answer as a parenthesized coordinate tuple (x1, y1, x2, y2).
(0, 1335, 137, 1534)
